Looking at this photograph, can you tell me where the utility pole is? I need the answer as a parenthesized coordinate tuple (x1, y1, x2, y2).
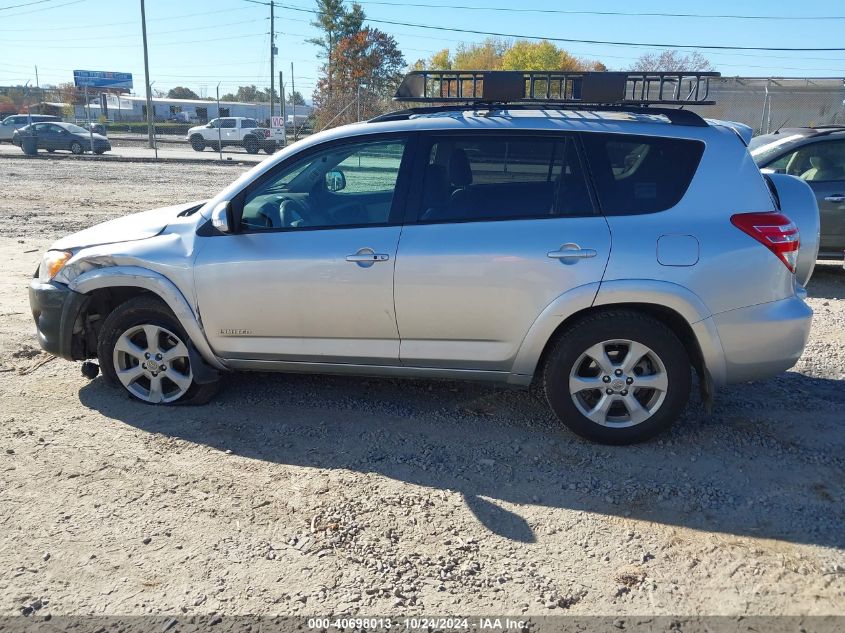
(269, 1, 275, 126)
(279, 69, 286, 147)
(140, 0, 155, 149)
(34, 66, 40, 108)
(291, 62, 297, 142)
(216, 82, 222, 161)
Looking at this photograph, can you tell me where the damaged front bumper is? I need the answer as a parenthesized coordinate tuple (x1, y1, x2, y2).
(28, 278, 89, 361)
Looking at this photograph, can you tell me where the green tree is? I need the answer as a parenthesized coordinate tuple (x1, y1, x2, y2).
(453, 38, 509, 70)
(501, 40, 580, 71)
(308, 0, 366, 95)
(288, 90, 306, 105)
(167, 86, 200, 100)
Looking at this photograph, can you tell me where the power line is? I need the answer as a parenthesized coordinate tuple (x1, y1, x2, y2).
(0, 0, 58, 10)
(336, 0, 845, 21)
(1, 0, 81, 17)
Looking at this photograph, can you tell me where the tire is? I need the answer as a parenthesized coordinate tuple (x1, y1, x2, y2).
(70, 141, 84, 155)
(263, 141, 276, 155)
(189, 135, 205, 152)
(97, 296, 219, 406)
(541, 310, 691, 445)
(243, 136, 259, 154)
(46, 149, 55, 153)
(94, 149, 105, 155)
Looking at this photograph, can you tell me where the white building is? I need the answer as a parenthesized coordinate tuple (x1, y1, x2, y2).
(75, 95, 312, 124)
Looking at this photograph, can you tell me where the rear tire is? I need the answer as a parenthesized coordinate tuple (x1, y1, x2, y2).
(70, 141, 84, 155)
(541, 310, 691, 445)
(243, 136, 259, 154)
(190, 135, 205, 151)
(97, 296, 219, 406)
(46, 148, 55, 153)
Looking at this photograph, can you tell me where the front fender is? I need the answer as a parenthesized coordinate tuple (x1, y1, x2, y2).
(69, 266, 227, 371)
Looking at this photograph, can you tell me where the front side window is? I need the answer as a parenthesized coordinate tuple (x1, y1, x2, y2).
(239, 137, 409, 231)
(767, 140, 845, 182)
(581, 133, 704, 214)
(416, 135, 592, 222)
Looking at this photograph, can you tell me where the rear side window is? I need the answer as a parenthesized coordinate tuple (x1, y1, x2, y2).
(220, 119, 236, 129)
(581, 133, 704, 214)
(416, 135, 593, 222)
(241, 118, 258, 129)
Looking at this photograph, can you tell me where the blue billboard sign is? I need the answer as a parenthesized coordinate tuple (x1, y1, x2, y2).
(73, 70, 133, 90)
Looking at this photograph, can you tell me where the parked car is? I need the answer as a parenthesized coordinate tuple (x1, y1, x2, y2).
(12, 122, 111, 155)
(751, 126, 845, 260)
(0, 114, 61, 142)
(28, 71, 819, 444)
(186, 117, 279, 154)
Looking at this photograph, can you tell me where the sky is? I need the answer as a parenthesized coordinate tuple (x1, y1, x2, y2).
(0, 0, 843, 101)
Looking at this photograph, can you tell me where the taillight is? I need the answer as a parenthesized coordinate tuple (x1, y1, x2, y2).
(730, 212, 800, 273)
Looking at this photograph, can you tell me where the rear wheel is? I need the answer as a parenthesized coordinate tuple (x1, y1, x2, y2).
(541, 310, 691, 444)
(243, 136, 260, 154)
(46, 149, 55, 153)
(70, 141, 84, 155)
(98, 296, 218, 405)
(189, 134, 205, 151)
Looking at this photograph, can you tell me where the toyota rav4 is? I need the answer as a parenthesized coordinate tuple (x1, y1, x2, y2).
(28, 71, 819, 444)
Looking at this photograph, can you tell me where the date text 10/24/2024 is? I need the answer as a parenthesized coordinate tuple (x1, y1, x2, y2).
(307, 618, 528, 630)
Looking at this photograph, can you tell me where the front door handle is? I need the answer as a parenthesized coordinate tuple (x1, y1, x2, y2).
(346, 253, 389, 262)
(824, 195, 845, 203)
(548, 243, 597, 260)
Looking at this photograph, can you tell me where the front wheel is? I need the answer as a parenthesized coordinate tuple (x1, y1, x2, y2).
(189, 135, 205, 151)
(98, 296, 218, 405)
(541, 310, 691, 445)
(70, 141, 84, 155)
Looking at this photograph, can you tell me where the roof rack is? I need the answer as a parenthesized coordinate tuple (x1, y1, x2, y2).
(395, 70, 720, 106)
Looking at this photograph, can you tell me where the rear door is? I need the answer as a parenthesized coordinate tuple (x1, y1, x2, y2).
(220, 118, 238, 144)
(393, 132, 610, 371)
(765, 139, 845, 255)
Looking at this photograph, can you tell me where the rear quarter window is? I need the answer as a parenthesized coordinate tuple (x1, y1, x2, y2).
(581, 133, 704, 214)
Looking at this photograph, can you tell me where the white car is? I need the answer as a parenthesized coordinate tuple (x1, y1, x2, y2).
(0, 114, 61, 142)
(186, 117, 278, 154)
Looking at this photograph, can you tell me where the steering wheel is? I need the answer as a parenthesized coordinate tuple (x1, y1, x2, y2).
(279, 197, 308, 228)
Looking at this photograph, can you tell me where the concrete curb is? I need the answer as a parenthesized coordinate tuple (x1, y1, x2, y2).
(0, 152, 259, 166)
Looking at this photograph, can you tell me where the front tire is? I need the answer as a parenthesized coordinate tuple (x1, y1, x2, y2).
(189, 135, 205, 151)
(70, 141, 84, 155)
(97, 296, 218, 405)
(541, 310, 691, 445)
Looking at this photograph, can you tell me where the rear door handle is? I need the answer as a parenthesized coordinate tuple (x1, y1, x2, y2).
(548, 243, 597, 260)
(824, 195, 845, 203)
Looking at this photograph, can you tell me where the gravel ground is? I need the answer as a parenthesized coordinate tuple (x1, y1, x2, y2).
(0, 158, 843, 618)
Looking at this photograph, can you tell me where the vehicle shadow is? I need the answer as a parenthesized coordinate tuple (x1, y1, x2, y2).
(78, 369, 845, 549)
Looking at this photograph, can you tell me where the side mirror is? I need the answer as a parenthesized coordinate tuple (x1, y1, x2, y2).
(211, 200, 233, 233)
(325, 169, 346, 192)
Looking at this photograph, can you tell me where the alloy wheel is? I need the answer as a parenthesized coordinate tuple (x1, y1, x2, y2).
(113, 324, 193, 403)
(568, 339, 668, 428)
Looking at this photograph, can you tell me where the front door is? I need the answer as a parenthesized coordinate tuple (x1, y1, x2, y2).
(394, 133, 611, 370)
(193, 135, 413, 364)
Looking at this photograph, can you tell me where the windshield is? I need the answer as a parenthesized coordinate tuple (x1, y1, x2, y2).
(749, 134, 804, 164)
(62, 123, 88, 134)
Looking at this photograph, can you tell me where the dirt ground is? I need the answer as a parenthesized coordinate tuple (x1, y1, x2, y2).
(1, 158, 843, 618)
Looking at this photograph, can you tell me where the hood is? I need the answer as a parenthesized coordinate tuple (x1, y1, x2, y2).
(52, 200, 205, 251)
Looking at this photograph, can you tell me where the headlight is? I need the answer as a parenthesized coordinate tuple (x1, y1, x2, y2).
(38, 250, 72, 282)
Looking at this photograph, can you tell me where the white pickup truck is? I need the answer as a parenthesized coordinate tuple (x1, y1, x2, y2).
(186, 117, 280, 154)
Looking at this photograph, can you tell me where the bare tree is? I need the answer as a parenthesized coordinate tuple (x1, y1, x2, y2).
(629, 50, 714, 72)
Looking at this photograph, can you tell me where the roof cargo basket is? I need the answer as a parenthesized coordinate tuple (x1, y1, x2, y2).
(395, 70, 719, 106)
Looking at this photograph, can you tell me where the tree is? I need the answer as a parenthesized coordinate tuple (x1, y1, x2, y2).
(428, 48, 452, 70)
(313, 26, 405, 128)
(167, 86, 200, 100)
(629, 50, 714, 72)
(453, 37, 509, 70)
(220, 85, 264, 102)
(308, 0, 365, 95)
(288, 90, 305, 105)
(501, 40, 581, 71)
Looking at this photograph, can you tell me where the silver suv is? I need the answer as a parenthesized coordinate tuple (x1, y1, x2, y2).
(28, 72, 819, 444)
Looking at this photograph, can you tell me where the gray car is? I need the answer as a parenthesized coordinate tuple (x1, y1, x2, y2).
(750, 126, 845, 259)
(12, 121, 111, 155)
(27, 71, 819, 444)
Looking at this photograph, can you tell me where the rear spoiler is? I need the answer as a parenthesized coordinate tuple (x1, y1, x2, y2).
(706, 118, 753, 145)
